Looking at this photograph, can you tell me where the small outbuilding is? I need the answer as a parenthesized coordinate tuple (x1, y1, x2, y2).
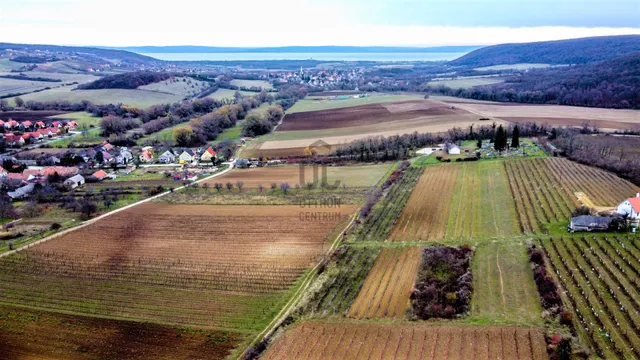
(568, 215, 613, 232)
(448, 145, 461, 155)
(617, 193, 640, 221)
(64, 174, 85, 189)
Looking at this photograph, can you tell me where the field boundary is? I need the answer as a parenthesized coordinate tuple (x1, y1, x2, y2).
(0, 164, 234, 259)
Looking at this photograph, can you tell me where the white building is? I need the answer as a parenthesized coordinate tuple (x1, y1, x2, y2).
(617, 193, 640, 221)
(448, 145, 461, 155)
(64, 174, 85, 189)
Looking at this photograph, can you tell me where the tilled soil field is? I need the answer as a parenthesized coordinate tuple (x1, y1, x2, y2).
(0, 203, 356, 330)
(277, 100, 469, 131)
(0, 305, 243, 360)
(262, 321, 548, 360)
(348, 247, 422, 319)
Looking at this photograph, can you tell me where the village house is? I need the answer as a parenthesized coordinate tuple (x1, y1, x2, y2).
(92, 169, 109, 181)
(35, 121, 46, 129)
(158, 150, 175, 164)
(200, 147, 217, 162)
(114, 147, 133, 165)
(617, 193, 640, 222)
(179, 149, 195, 163)
(64, 174, 85, 189)
(0, 167, 7, 178)
(139, 149, 154, 163)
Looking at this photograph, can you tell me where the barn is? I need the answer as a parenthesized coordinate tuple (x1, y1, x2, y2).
(568, 215, 613, 232)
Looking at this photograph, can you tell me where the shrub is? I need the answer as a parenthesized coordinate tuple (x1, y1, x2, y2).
(411, 245, 473, 320)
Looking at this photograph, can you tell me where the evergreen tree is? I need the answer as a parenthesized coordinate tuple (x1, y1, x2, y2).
(512, 125, 520, 148)
(477, 138, 482, 149)
(494, 125, 507, 151)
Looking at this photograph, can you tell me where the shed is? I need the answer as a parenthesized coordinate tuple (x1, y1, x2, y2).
(569, 215, 613, 232)
(7, 183, 35, 200)
(64, 174, 85, 189)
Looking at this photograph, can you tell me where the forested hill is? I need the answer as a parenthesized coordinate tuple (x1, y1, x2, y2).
(0, 43, 161, 65)
(429, 52, 640, 109)
(450, 35, 640, 67)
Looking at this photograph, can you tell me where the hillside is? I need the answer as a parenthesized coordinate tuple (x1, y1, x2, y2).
(77, 71, 174, 89)
(430, 52, 640, 109)
(450, 35, 640, 67)
(0, 43, 161, 65)
(112, 45, 482, 53)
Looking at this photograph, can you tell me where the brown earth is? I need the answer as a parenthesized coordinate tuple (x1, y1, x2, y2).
(0, 111, 70, 122)
(262, 321, 548, 360)
(277, 100, 469, 131)
(348, 247, 422, 319)
(0, 305, 242, 360)
(0, 203, 356, 328)
(309, 91, 362, 96)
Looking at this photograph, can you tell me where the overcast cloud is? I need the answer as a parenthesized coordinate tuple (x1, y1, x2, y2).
(0, 0, 638, 46)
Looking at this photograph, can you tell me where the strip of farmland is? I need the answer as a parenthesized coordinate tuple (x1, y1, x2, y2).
(277, 100, 469, 131)
(388, 165, 458, 241)
(0, 203, 356, 331)
(387, 162, 519, 242)
(540, 236, 640, 359)
(261, 321, 548, 360)
(348, 247, 422, 319)
(471, 242, 543, 325)
(0, 305, 242, 360)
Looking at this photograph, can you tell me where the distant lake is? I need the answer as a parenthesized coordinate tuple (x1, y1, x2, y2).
(140, 52, 468, 62)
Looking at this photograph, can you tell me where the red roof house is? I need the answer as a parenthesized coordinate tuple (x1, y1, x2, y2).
(92, 170, 108, 180)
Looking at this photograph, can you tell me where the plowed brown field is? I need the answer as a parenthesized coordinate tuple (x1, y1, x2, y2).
(277, 100, 469, 131)
(262, 321, 548, 360)
(0, 203, 356, 330)
(348, 247, 422, 319)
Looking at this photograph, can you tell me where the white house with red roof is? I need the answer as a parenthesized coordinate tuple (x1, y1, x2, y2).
(5, 120, 18, 129)
(200, 147, 217, 162)
(617, 193, 640, 221)
(22, 120, 33, 128)
(35, 121, 46, 128)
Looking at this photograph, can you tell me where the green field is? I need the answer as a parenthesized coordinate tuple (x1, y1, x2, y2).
(231, 79, 273, 90)
(206, 88, 256, 101)
(9, 86, 183, 107)
(139, 76, 211, 97)
(427, 77, 505, 89)
(48, 111, 101, 128)
(286, 94, 424, 113)
(50, 128, 103, 147)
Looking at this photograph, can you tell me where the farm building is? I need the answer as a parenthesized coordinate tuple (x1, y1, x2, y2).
(7, 183, 35, 200)
(64, 174, 85, 189)
(617, 193, 640, 221)
(568, 215, 613, 232)
(92, 170, 108, 181)
(447, 145, 460, 155)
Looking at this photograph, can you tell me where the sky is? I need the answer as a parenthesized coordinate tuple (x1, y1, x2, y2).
(0, 0, 639, 47)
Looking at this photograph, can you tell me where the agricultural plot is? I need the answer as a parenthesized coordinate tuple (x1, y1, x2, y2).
(277, 100, 468, 131)
(540, 236, 640, 359)
(471, 242, 543, 325)
(426, 76, 505, 89)
(545, 157, 639, 207)
(388, 165, 457, 241)
(0, 203, 356, 331)
(505, 158, 579, 234)
(261, 321, 548, 360)
(286, 94, 425, 113)
(231, 79, 273, 89)
(206, 164, 393, 189)
(355, 167, 422, 242)
(300, 246, 380, 317)
(9, 86, 183, 107)
(387, 162, 519, 242)
(0, 77, 60, 97)
(139, 76, 211, 97)
(348, 247, 422, 319)
(0, 305, 241, 360)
